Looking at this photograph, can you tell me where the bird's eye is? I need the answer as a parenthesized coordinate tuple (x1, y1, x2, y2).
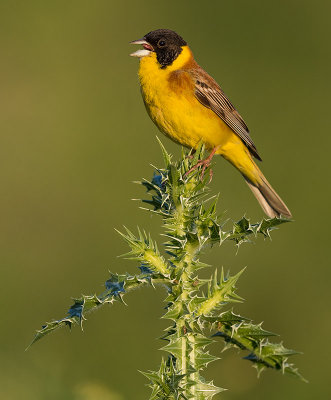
(158, 39, 166, 47)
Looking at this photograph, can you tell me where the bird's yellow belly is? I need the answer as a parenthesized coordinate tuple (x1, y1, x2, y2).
(137, 54, 259, 183)
(138, 55, 237, 152)
(142, 84, 234, 151)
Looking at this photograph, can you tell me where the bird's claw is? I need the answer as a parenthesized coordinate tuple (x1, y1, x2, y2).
(185, 157, 214, 183)
(184, 147, 218, 183)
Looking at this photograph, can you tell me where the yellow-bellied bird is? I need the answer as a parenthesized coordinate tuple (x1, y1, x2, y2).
(130, 29, 291, 218)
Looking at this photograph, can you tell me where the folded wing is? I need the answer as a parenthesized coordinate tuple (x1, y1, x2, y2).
(190, 69, 262, 161)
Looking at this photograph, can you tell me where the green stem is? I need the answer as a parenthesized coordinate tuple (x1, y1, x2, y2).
(176, 263, 201, 399)
(176, 288, 190, 398)
(188, 333, 197, 398)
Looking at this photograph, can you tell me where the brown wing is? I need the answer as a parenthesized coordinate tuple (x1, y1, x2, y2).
(190, 69, 262, 161)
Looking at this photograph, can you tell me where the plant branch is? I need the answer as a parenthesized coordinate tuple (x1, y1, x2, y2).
(30, 140, 305, 399)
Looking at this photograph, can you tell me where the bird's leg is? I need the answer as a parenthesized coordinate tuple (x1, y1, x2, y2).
(185, 147, 218, 182)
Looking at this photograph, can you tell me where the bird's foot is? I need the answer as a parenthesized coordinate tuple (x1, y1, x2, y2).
(185, 147, 218, 183)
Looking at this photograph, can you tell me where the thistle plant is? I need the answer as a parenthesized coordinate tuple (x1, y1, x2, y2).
(31, 141, 305, 399)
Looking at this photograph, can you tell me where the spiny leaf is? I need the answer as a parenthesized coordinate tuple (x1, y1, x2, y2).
(194, 350, 220, 370)
(156, 136, 172, 168)
(203, 309, 250, 328)
(219, 216, 291, 246)
(211, 316, 306, 382)
(163, 300, 190, 321)
(116, 227, 171, 276)
(161, 337, 189, 359)
(141, 357, 187, 400)
(195, 380, 225, 399)
(257, 217, 291, 237)
(195, 268, 245, 316)
(29, 272, 164, 348)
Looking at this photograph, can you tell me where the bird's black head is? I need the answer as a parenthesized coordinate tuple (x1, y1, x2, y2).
(143, 29, 187, 68)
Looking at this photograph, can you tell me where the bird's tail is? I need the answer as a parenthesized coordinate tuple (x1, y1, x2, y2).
(219, 142, 292, 219)
(244, 164, 292, 219)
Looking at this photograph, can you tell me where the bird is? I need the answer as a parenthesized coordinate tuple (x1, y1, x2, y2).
(130, 29, 291, 219)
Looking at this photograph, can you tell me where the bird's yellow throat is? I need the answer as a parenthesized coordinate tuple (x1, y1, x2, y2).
(139, 46, 193, 78)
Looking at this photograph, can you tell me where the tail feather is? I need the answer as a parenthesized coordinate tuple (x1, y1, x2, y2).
(245, 175, 292, 219)
(219, 143, 292, 219)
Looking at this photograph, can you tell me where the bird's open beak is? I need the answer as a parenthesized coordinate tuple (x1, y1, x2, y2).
(130, 38, 154, 58)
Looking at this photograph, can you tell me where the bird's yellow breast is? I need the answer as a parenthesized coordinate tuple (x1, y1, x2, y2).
(137, 47, 260, 183)
(138, 47, 237, 150)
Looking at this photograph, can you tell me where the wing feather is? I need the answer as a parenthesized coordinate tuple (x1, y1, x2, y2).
(190, 70, 262, 160)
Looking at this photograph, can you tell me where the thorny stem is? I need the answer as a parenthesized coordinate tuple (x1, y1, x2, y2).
(176, 272, 192, 399)
(31, 142, 305, 399)
(189, 333, 197, 397)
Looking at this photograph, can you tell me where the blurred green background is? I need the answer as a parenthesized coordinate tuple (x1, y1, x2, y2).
(0, 0, 330, 399)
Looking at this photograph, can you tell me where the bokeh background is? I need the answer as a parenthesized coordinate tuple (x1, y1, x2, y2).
(0, 1, 330, 399)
